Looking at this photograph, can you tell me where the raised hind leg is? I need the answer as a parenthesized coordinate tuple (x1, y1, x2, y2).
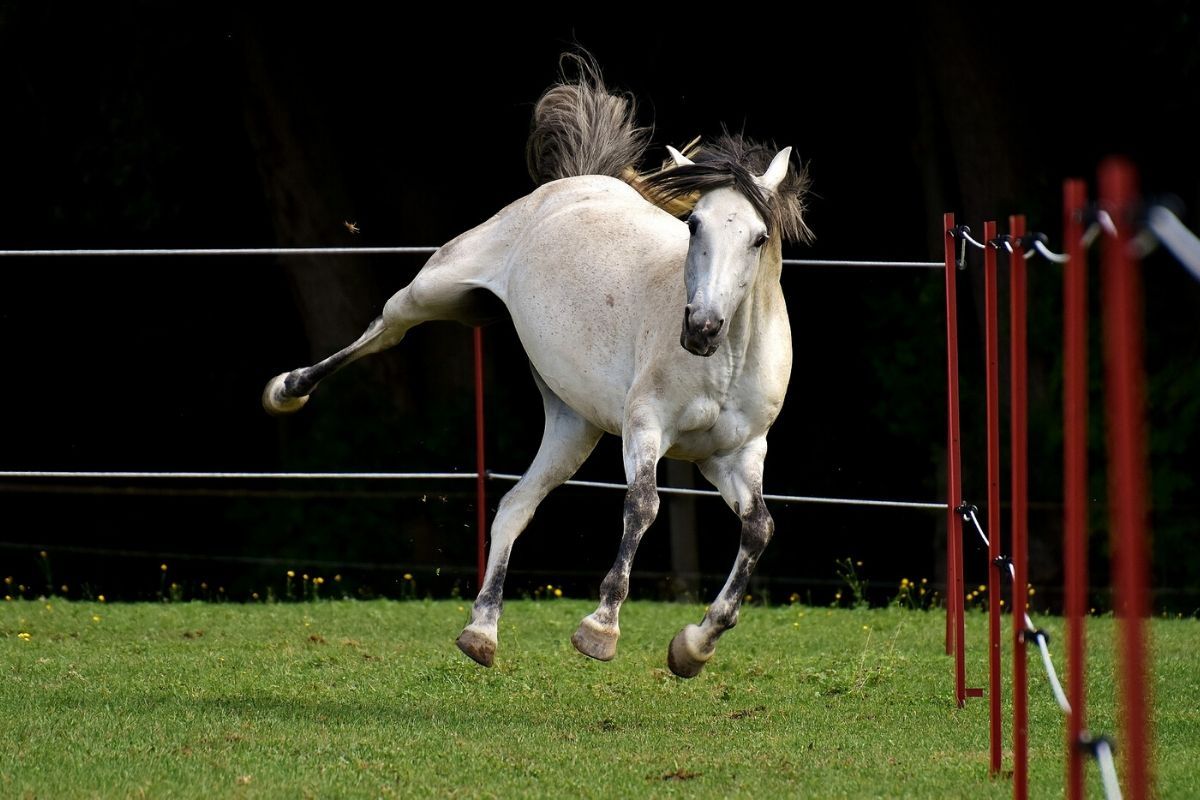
(263, 315, 404, 414)
(571, 416, 662, 661)
(263, 239, 501, 414)
(457, 371, 602, 667)
(668, 437, 773, 678)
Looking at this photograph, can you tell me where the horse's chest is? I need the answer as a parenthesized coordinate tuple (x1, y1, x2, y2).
(669, 377, 783, 458)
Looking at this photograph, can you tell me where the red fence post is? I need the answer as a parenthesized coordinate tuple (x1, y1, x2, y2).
(1062, 179, 1089, 800)
(944, 215, 955, 657)
(1009, 215, 1029, 800)
(983, 220, 1004, 774)
(473, 326, 487, 589)
(1099, 158, 1152, 800)
(943, 214, 967, 706)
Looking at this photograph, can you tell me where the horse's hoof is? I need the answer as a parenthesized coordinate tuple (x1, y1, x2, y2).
(667, 624, 711, 679)
(571, 616, 619, 661)
(262, 373, 309, 416)
(456, 626, 496, 667)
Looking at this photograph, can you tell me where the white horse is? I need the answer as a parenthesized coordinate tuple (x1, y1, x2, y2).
(263, 59, 811, 678)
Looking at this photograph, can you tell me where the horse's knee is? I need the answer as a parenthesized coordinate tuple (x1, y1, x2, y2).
(623, 480, 659, 526)
(623, 463, 661, 522)
(741, 502, 774, 552)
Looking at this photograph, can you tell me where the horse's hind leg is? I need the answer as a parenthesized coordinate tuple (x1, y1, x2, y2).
(263, 315, 404, 414)
(263, 250, 492, 414)
(457, 371, 602, 667)
(667, 437, 773, 678)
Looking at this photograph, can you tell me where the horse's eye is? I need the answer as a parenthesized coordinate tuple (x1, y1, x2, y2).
(753, 232, 769, 248)
(687, 216, 699, 234)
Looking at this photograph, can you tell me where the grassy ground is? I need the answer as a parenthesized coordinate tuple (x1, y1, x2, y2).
(1, 599, 1197, 799)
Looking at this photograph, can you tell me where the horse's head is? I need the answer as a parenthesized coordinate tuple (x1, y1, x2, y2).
(669, 146, 790, 356)
(645, 137, 811, 357)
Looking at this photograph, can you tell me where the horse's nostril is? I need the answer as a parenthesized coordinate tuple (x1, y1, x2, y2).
(715, 318, 725, 333)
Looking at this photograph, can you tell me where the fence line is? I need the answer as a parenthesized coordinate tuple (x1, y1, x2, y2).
(0, 246, 440, 257)
(0, 470, 477, 481)
(0, 246, 942, 270)
(0, 469, 946, 511)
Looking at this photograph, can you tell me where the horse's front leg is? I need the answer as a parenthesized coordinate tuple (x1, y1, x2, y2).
(571, 423, 662, 661)
(668, 438, 774, 678)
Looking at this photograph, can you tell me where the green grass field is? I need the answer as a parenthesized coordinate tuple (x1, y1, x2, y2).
(2, 599, 1197, 798)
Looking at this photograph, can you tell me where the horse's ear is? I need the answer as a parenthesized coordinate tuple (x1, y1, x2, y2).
(666, 145, 694, 167)
(756, 147, 793, 194)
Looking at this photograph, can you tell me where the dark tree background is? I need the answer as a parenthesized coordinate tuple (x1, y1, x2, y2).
(0, 3, 1197, 609)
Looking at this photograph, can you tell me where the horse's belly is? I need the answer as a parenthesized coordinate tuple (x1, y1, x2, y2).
(506, 281, 638, 435)
(529, 351, 628, 435)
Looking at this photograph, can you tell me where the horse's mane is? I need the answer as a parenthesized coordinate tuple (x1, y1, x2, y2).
(527, 52, 813, 244)
(640, 134, 814, 244)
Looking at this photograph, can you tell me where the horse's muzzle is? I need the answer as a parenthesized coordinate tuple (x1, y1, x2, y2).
(680, 305, 724, 357)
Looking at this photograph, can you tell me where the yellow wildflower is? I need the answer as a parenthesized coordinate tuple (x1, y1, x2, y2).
(160, 563, 168, 572)
(403, 573, 413, 581)
(18, 632, 31, 640)
(286, 570, 295, 578)
(553, 588, 563, 598)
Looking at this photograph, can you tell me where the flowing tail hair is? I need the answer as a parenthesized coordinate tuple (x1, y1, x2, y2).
(526, 52, 700, 216)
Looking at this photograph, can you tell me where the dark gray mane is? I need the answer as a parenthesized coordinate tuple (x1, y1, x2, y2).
(643, 134, 813, 244)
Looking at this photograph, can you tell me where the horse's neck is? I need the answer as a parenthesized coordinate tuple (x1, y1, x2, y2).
(726, 232, 785, 361)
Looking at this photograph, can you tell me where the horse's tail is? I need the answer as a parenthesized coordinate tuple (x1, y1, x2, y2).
(526, 52, 650, 186)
